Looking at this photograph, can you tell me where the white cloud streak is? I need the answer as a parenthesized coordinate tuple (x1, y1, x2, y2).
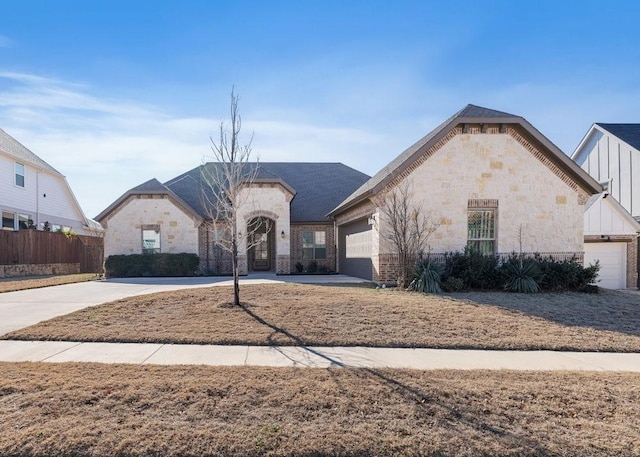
(0, 72, 386, 218)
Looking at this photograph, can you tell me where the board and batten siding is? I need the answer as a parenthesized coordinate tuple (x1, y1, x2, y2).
(577, 128, 640, 218)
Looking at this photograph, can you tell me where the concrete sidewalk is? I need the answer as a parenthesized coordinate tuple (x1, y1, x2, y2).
(1, 340, 639, 371)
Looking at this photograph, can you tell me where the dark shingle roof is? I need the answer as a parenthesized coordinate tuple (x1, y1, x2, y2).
(131, 178, 168, 192)
(596, 124, 640, 151)
(163, 162, 370, 222)
(0, 128, 61, 175)
(457, 104, 517, 118)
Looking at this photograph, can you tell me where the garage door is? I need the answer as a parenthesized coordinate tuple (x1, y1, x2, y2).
(338, 218, 372, 280)
(584, 242, 626, 289)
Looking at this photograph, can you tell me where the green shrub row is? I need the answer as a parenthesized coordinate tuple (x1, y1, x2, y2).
(105, 253, 200, 278)
(410, 250, 600, 294)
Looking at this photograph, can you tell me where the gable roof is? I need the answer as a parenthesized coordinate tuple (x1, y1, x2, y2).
(595, 123, 640, 151)
(1, 128, 100, 232)
(95, 178, 203, 222)
(330, 104, 602, 216)
(0, 128, 61, 176)
(584, 192, 640, 234)
(98, 163, 370, 224)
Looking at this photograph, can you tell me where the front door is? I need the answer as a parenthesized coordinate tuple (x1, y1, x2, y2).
(252, 232, 270, 271)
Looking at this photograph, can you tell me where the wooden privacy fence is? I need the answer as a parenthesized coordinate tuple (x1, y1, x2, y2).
(0, 230, 104, 274)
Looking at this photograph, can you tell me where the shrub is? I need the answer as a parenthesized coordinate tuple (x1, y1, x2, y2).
(307, 260, 318, 273)
(536, 255, 600, 292)
(295, 262, 304, 273)
(501, 257, 541, 293)
(410, 259, 443, 294)
(105, 253, 200, 278)
(442, 276, 465, 292)
(443, 249, 501, 290)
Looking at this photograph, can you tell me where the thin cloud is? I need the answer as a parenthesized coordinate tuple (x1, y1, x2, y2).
(0, 72, 392, 217)
(0, 35, 11, 47)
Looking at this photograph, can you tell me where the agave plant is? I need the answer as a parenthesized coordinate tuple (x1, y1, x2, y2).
(503, 257, 541, 293)
(410, 259, 443, 294)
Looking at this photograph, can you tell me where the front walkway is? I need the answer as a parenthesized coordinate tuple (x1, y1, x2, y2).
(1, 340, 639, 371)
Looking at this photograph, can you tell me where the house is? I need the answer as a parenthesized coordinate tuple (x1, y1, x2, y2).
(572, 123, 640, 288)
(0, 128, 102, 235)
(95, 163, 370, 274)
(329, 105, 603, 283)
(583, 192, 640, 289)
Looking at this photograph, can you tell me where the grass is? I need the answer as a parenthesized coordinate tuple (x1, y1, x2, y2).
(0, 362, 638, 456)
(0, 273, 99, 293)
(5, 283, 640, 352)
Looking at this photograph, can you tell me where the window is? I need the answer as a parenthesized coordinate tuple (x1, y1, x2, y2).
(467, 209, 495, 255)
(18, 214, 32, 230)
(303, 231, 326, 260)
(15, 163, 25, 187)
(142, 228, 161, 254)
(2, 211, 15, 230)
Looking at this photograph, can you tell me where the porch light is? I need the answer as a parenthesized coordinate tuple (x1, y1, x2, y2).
(281, 230, 286, 238)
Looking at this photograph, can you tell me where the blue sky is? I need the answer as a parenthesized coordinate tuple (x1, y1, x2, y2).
(1, 1, 640, 218)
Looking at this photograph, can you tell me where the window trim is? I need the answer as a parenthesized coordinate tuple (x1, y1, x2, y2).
(141, 225, 161, 254)
(2, 211, 15, 230)
(467, 205, 497, 256)
(302, 230, 327, 260)
(14, 162, 25, 188)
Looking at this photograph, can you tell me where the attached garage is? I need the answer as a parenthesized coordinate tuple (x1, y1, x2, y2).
(338, 217, 373, 280)
(584, 242, 627, 289)
(583, 193, 640, 289)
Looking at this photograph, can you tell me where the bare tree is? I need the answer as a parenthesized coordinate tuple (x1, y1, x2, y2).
(201, 88, 269, 305)
(379, 182, 439, 288)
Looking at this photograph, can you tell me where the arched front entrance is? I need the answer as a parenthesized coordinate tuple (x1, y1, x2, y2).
(247, 217, 276, 271)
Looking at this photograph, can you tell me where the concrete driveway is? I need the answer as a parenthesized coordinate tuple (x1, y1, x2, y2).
(0, 273, 368, 336)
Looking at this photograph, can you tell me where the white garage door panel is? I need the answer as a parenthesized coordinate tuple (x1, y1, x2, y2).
(584, 242, 626, 289)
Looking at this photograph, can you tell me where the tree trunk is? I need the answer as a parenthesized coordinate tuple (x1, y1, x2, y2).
(232, 237, 240, 306)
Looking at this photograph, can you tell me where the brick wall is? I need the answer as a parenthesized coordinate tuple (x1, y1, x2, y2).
(290, 223, 336, 272)
(629, 237, 638, 289)
(198, 224, 233, 274)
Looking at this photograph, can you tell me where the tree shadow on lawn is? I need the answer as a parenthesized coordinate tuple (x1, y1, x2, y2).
(238, 302, 554, 455)
(448, 290, 640, 338)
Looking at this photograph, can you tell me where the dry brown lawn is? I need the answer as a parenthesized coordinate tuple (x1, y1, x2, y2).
(0, 362, 638, 457)
(5, 284, 640, 352)
(0, 274, 98, 293)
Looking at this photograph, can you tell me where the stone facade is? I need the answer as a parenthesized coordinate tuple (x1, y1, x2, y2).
(0, 262, 80, 278)
(290, 223, 336, 272)
(101, 194, 200, 258)
(370, 128, 589, 283)
(237, 184, 293, 275)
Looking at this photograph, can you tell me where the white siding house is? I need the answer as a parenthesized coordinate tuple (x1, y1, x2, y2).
(572, 124, 640, 219)
(572, 124, 640, 288)
(584, 193, 640, 289)
(0, 129, 101, 236)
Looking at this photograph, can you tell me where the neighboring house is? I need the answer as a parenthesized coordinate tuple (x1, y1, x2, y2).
(572, 123, 640, 288)
(572, 123, 640, 219)
(0, 129, 102, 236)
(583, 193, 640, 289)
(95, 163, 370, 274)
(329, 105, 603, 283)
